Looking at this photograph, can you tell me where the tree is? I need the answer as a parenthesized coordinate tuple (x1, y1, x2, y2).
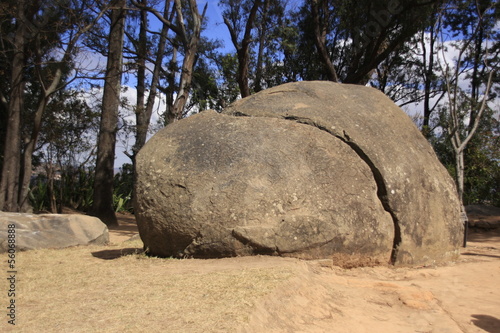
(420, 11, 444, 138)
(0, 0, 27, 212)
(186, 45, 226, 112)
(218, 0, 290, 97)
(37, 88, 100, 213)
(211, 53, 241, 109)
(124, 0, 174, 165)
(293, 0, 442, 84)
(370, 10, 447, 135)
(437, 0, 498, 204)
(0, 0, 107, 212)
(90, 0, 127, 226)
(167, 0, 207, 122)
(253, 0, 287, 92)
(462, 112, 500, 206)
(221, 0, 262, 97)
(134, 0, 207, 124)
(310, 0, 339, 82)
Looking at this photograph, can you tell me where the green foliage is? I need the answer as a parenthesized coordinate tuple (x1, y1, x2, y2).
(29, 176, 50, 213)
(64, 167, 95, 211)
(113, 163, 134, 213)
(432, 107, 500, 206)
(29, 163, 136, 214)
(287, 0, 441, 84)
(462, 113, 500, 206)
(113, 191, 132, 213)
(214, 53, 242, 108)
(29, 165, 95, 213)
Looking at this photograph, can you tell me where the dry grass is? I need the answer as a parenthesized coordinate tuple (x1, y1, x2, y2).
(4, 239, 295, 333)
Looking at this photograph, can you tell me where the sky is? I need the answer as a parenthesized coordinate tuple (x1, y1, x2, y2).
(202, 0, 232, 48)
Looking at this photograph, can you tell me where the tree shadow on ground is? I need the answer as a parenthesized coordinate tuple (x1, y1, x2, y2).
(461, 252, 500, 259)
(471, 315, 500, 333)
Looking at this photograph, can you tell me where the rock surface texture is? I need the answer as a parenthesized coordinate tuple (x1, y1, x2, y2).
(0, 212, 109, 252)
(135, 81, 463, 265)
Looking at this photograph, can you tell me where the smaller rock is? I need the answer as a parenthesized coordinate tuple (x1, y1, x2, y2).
(466, 205, 500, 230)
(124, 234, 142, 243)
(466, 204, 500, 217)
(0, 212, 109, 252)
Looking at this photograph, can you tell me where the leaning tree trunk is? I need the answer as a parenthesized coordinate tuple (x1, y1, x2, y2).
(166, 0, 206, 122)
(90, 0, 126, 226)
(223, 0, 261, 98)
(133, 0, 173, 157)
(171, 42, 198, 119)
(311, 0, 339, 82)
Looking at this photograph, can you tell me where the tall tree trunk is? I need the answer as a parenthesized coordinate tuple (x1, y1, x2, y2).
(236, 47, 252, 98)
(0, 0, 27, 212)
(19, 96, 48, 212)
(165, 45, 177, 125)
(19, 52, 64, 212)
(254, 0, 270, 93)
(132, 1, 148, 163)
(311, 0, 339, 82)
(46, 162, 58, 213)
(137, 0, 172, 146)
(171, 40, 198, 119)
(223, 0, 261, 98)
(422, 25, 435, 138)
(455, 147, 465, 204)
(90, 0, 126, 226)
(166, 0, 206, 122)
(467, 25, 484, 134)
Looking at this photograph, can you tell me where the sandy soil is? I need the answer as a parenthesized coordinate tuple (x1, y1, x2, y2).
(104, 212, 500, 333)
(4, 210, 498, 332)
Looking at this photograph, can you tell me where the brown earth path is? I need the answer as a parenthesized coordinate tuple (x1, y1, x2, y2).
(109, 211, 500, 333)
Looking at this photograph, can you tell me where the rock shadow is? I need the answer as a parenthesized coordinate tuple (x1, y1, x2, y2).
(471, 315, 500, 333)
(91, 247, 143, 260)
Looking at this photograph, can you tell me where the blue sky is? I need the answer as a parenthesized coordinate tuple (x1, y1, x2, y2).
(202, 0, 232, 51)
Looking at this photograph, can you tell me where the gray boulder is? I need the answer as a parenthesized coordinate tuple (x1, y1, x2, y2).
(0, 212, 109, 252)
(135, 81, 463, 265)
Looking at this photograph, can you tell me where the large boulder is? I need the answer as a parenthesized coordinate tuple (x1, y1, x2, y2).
(0, 212, 109, 252)
(135, 81, 463, 265)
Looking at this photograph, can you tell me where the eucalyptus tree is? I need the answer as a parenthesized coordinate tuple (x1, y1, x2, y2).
(37, 89, 100, 213)
(90, 0, 127, 226)
(218, 0, 290, 97)
(370, 9, 447, 137)
(132, 0, 207, 125)
(293, 0, 442, 84)
(0, 0, 108, 212)
(220, 0, 262, 97)
(436, 0, 499, 204)
(122, 0, 173, 164)
(0, 0, 27, 212)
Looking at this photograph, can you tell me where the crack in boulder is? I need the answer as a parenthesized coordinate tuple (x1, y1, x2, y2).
(278, 115, 402, 264)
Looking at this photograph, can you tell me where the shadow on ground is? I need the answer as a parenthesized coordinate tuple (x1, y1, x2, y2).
(471, 314, 500, 333)
(91, 247, 143, 260)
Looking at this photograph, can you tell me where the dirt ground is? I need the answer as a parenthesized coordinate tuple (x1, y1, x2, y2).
(108, 211, 500, 332)
(4, 210, 500, 332)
